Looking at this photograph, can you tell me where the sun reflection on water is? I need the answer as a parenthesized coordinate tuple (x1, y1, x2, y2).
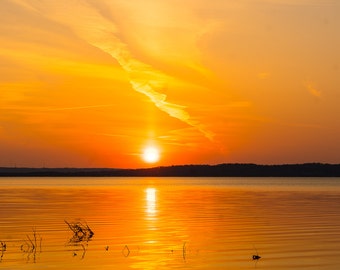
(145, 188, 157, 217)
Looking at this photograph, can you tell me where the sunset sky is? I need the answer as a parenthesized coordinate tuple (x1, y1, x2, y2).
(1, 0, 340, 168)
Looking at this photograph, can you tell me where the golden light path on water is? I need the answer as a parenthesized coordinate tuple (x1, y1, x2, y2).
(144, 187, 158, 250)
(145, 187, 157, 216)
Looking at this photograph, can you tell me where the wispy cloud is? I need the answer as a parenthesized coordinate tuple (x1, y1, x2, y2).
(44, 104, 114, 111)
(25, 0, 214, 141)
(304, 80, 322, 98)
(1, 104, 114, 112)
(259, 0, 336, 6)
(257, 72, 270, 79)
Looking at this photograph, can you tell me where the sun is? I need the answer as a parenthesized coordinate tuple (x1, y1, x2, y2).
(142, 146, 160, 163)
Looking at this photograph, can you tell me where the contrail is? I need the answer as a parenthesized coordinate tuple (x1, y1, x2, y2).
(23, 0, 214, 141)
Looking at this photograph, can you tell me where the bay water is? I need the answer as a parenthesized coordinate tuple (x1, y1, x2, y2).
(0, 177, 339, 269)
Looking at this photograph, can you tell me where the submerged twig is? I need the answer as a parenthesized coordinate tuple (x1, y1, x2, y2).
(122, 245, 130, 257)
(182, 242, 186, 261)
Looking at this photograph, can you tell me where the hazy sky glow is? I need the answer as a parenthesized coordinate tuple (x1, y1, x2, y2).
(1, 0, 340, 168)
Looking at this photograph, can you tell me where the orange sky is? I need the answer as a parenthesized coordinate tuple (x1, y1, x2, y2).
(1, 0, 340, 168)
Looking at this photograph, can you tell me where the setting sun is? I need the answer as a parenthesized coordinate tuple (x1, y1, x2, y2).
(142, 147, 160, 163)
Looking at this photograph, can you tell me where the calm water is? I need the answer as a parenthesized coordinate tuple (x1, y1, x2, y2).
(0, 177, 339, 269)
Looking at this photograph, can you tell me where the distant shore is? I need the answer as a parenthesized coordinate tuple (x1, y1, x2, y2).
(1, 163, 340, 177)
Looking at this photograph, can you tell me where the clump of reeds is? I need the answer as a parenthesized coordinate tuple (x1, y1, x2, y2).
(64, 220, 94, 243)
(65, 220, 94, 259)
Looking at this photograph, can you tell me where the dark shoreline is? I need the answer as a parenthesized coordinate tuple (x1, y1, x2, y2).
(1, 163, 340, 177)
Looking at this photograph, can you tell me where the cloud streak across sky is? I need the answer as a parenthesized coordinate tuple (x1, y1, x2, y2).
(18, 0, 214, 140)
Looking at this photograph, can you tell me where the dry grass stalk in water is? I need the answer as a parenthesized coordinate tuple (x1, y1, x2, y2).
(20, 228, 42, 263)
